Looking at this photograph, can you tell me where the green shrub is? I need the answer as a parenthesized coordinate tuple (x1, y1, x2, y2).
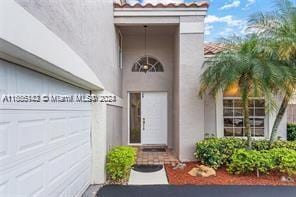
(287, 124, 296, 141)
(251, 140, 270, 151)
(271, 140, 296, 150)
(252, 139, 296, 151)
(194, 138, 246, 169)
(270, 148, 296, 176)
(195, 137, 296, 173)
(228, 148, 296, 176)
(106, 146, 137, 182)
(227, 149, 275, 176)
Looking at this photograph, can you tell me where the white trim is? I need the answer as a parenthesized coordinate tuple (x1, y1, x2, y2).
(114, 16, 180, 25)
(114, 9, 207, 17)
(216, 91, 224, 137)
(127, 92, 141, 145)
(217, 95, 268, 138)
(205, 54, 215, 58)
(127, 92, 130, 145)
(114, 8, 208, 11)
(0, 0, 103, 90)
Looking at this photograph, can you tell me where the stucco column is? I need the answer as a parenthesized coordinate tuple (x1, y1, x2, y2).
(178, 16, 205, 161)
(91, 92, 107, 184)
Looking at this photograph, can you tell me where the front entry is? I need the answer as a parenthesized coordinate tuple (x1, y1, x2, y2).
(129, 92, 167, 145)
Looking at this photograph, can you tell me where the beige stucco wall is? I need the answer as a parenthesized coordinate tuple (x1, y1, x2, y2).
(175, 16, 206, 161)
(178, 33, 205, 161)
(107, 105, 123, 151)
(15, 0, 122, 96)
(173, 28, 180, 156)
(204, 94, 217, 137)
(121, 32, 175, 148)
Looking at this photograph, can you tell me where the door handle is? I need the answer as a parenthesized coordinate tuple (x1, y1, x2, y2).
(142, 118, 145, 131)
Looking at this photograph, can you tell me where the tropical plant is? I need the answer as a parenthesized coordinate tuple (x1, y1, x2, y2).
(249, 0, 296, 145)
(199, 35, 288, 149)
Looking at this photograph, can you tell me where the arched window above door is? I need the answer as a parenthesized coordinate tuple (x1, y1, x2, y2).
(132, 56, 164, 73)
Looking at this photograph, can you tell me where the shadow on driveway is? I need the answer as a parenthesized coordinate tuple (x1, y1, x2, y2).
(97, 185, 296, 197)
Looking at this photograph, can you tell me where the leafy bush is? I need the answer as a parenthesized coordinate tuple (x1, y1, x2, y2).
(195, 137, 296, 174)
(228, 148, 296, 176)
(251, 140, 270, 151)
(106, 146, 137, 182)
(287, 124, 296, 141)
(271, 140, 296, 150)
(270, 148, 296, 176)
(227, 149, 275, 176)
(252, 139, 296, 151)
(194, 138, 246, 169)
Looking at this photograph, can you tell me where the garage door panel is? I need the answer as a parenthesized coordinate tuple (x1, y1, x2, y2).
(0, 60, 92, 197)
(17, 118, 46, 154)
(15, 162, 45, 197)
(67, 140, 90, 171)
(48, 117, 67, 143)
(0, 180, 8, 196)
(0, 121, 10, 161)
(66, 156, 91, 197)
(67, 166, 90, 197)
(0, 111, 91, 197)
(48, 152, 66, 184)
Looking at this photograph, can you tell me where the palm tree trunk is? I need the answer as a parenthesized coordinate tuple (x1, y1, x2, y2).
(243, 98, 252, 149)
(269, 92, 291, 146)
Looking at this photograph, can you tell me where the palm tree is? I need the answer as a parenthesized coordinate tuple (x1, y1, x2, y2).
(249, 0, 296, 145)
(199, 35, 292, 149)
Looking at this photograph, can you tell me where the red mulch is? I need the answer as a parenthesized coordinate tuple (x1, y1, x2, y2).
(165, 162, 296, 186)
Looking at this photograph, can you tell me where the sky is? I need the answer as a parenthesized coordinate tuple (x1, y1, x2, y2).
(126, 0, 296, 42)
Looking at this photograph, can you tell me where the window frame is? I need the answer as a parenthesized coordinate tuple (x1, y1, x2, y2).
(132, 56, 164, 73)
(223, 96, 266, 138)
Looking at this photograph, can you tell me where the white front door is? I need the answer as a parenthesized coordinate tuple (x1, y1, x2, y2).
(141, 92, 167, 145)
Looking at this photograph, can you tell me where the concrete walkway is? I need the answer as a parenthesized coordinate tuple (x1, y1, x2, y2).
(97, 185, 296, 197)
(128, 167, 168, 185)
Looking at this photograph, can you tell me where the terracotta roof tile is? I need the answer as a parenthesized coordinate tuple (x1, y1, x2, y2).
(114, 2, 209, 9)
(204, 43, 224, 55)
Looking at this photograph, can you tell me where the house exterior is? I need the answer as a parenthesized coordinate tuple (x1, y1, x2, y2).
(0, 0, 288, 196)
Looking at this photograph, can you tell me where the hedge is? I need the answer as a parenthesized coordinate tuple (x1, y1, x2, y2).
(228, 148, 296, 176)
(195, 138, 296, 169)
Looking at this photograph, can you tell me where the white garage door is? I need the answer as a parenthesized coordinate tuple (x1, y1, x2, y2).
(0, 60, 92, 197)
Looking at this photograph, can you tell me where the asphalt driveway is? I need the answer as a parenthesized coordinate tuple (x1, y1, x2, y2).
(97, 185, 296, 197)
